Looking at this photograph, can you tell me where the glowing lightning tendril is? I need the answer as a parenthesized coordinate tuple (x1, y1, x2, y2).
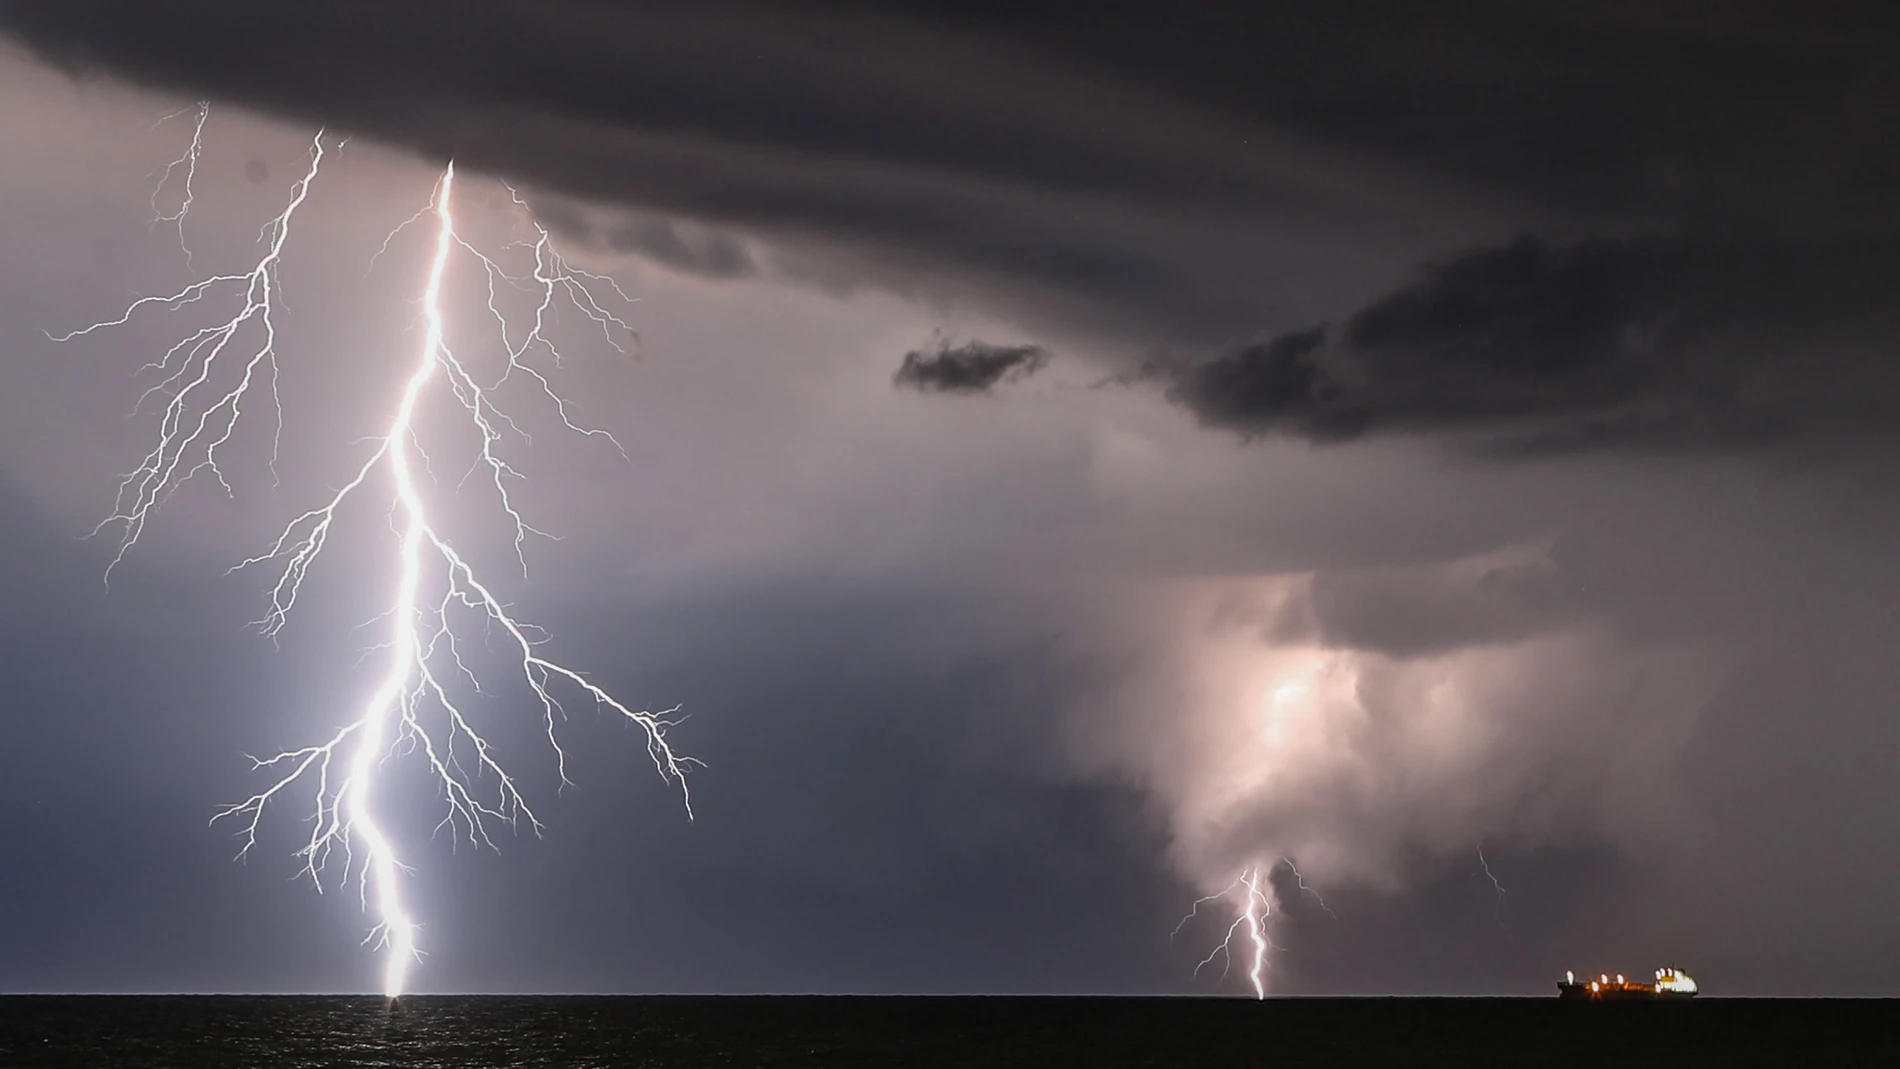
(1477, 843, 1508, 906)
(148, 100, 208, 267)
(1280, 856, 1337, 920)
(53, 129, 325, 570)
(58, 116, 694, 998)
(1175, 863, 1274, 999)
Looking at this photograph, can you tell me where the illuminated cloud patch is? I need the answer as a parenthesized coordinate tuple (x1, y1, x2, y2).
(1063, 559, 1730, 895)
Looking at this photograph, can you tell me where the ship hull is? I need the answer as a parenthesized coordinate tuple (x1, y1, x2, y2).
(1557, 983, 1695, 1002)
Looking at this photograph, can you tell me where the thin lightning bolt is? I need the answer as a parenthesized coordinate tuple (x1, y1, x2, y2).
(1176, 864, 1274, 999)
(1280, 856, 1338, 920)
(148, 100, 209, 268)
(57, 113, 694, 997)
(1477, 843, 1508, 907)
(53, 128, 325, 574)
(1475, 842, 1513, 938)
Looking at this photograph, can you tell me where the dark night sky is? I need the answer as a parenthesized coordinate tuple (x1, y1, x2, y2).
(2, 1, 1900, 995)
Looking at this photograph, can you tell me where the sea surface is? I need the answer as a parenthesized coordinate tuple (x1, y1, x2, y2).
(1, 995, 1896, 1067)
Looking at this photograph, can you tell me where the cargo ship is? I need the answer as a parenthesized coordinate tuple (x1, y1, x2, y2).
(1557, 967, 1698, 1001)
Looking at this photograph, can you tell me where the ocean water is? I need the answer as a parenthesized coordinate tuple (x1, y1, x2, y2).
(1, 995, 1895, 1067)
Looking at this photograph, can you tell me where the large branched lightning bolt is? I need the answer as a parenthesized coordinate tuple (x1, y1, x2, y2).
(57, 118, 693, 997)
(1174, 863, 1274, 999)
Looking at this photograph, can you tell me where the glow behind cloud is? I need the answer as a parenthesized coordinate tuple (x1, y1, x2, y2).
(1068, 568, 1729, 988)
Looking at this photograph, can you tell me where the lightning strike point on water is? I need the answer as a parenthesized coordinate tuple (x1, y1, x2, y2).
(58, 116, 696, 998)
(1176, 864, 1274, 999)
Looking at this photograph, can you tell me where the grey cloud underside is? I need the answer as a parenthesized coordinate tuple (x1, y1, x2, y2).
(530, 203, 763, 282)
(1146, 234, 1900, 454)
(1253, 556, 1576, 660)
(0, 0, 1382, 346)
(893, 340, 1049, 395)
(5, 0, 1899, 356)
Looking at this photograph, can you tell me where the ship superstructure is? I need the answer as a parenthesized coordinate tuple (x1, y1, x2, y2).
(1557, 966, 1698, 1001)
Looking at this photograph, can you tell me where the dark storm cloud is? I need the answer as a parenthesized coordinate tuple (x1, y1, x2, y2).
(6, 0, 1899, 350)
(1147, 234, 1900, 453)
(893, 340, 1049, 395)
(530, 202, 760, 281)
(0, 0, 1363, 343)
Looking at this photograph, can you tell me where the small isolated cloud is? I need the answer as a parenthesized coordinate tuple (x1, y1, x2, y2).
(894, 339, 1050, 395)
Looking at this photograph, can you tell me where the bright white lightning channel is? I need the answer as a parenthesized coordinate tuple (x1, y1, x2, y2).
(1174, 863, 1274, 999)
(58, 121, 694, 997)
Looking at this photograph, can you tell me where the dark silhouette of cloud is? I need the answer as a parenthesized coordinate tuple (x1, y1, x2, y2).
(894, 340, 1049, 395)
(1146, 234, 1900, 453)
(527, 200, 761, 281)
(6, 1, 1897, 352)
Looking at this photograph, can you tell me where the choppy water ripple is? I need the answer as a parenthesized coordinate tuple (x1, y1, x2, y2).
(2, 995, 1897, 1068)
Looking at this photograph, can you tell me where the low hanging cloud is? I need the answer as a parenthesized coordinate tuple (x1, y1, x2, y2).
(529, 203, 763, 282)
(1147, 234, 1900, 454)
(893, 340, 1050, 395)
(1062, 556, 1731, 896)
